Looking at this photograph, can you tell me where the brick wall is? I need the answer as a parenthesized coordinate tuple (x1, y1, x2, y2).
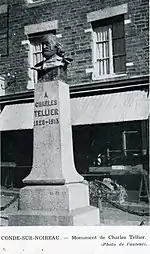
(0, 0, 149, 93)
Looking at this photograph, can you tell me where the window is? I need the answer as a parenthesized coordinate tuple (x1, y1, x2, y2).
(29, 34, 44, 84)
(92, 15, 126, 78)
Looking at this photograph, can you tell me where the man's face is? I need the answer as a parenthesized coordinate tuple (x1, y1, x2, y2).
(42, 37, 57, 60)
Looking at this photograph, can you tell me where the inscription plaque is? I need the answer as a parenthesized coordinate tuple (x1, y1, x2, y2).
(34, 92, 59, 127)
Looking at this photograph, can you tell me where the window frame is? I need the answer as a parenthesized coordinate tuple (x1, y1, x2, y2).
(92, 16, 126, 80)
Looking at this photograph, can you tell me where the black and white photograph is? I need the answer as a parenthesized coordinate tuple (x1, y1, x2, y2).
(0, 0, 149, 231)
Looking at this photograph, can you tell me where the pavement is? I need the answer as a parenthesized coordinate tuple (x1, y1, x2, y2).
(0, 187, 19, 226)
(101, 206, 150, 226)
(0, 188, 149, 226)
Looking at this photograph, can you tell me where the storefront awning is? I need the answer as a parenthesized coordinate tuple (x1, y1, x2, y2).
(0, 90, 149, 130)
(71, 90, 149, 125)
(0, 103, 34, 131)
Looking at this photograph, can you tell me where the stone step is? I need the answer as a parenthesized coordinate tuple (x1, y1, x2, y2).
(71, 206, 100, 226)
(8, 206, 100, 226)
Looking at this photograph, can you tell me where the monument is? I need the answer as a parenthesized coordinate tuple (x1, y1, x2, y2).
(9, 34, 100, 226)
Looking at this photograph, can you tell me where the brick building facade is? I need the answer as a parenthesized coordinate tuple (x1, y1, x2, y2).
(0, 0, 149, 91)
(0, 0, 149, 201)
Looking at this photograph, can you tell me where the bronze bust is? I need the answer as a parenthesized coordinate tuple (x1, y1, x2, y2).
(32, 34, 72, 71)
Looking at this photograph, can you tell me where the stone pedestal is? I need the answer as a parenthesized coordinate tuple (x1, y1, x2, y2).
(9, 73, 100, 226)
(9, 184, 99, 226)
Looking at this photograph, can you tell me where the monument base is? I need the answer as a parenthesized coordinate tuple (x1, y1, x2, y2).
(8, 183, 100, 226)
(9, 207, 99, 226)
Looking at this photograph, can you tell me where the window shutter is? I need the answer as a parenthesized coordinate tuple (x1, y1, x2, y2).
(112, 17, 126, 73)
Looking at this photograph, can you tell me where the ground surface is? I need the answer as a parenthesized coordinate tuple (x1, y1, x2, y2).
(0, 188, 149, 226)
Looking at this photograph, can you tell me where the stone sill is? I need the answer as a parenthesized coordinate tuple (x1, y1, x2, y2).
(26, 0, 56, 8)
(92, 73, 127, 82)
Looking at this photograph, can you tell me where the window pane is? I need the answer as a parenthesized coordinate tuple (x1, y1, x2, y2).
(113, 38, 125, 55)
(113, 55, 126, 73)
(33, 70, 37, 83)
(112, 18, 124, 39)
(103, 41, 109, 57)
(36, 53, 40, 63)
(103, 59, 108, 74)
(95, 25, 109, 42)
(98, 60, 102, 75)
(97, 43, 102, 59)
(97, 59, 110, 75)
(33, 53, 36, 66)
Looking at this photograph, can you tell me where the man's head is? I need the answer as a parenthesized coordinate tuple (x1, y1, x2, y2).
(42, 34, 64, 60)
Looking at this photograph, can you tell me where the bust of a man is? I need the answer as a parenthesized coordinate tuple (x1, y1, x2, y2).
(32, 34, 72, 71)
